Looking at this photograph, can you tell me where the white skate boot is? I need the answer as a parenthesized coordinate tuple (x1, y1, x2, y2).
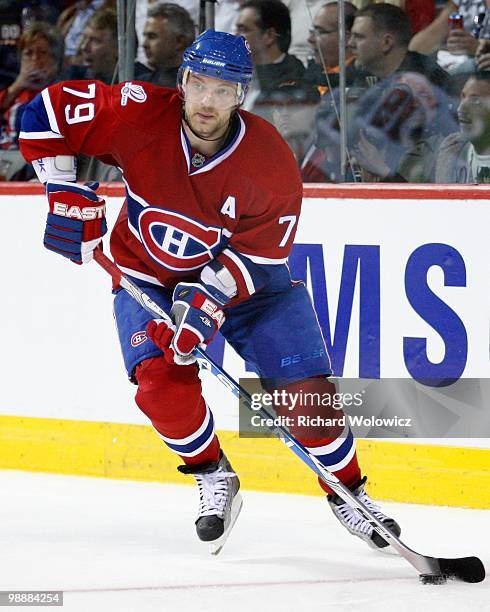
(327, 476, 401, 553)
(178, 451, 242, 555)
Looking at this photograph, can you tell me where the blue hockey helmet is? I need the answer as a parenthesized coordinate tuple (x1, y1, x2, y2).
(179, 29, 253, 104)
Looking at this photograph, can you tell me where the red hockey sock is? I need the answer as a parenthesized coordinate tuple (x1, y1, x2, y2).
(134, 357, 221, 465)
(275, 377, 362, 495)
(316, 447, 361, 495)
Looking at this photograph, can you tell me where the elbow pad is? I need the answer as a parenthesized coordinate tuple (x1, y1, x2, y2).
(33, 155, 77, 183)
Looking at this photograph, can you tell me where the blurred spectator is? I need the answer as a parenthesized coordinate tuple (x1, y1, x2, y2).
(235, 0, 305, 117)
(139, 3, 195, 87)
(476, 1, 490, 40)
(440, 17, 490, 76)
(303, 1, 357, 94)
(404, 0, 436, 35)
(301, 84, 367, 182)
(69, 8, 117, 83)
(135, 0, 152, 65)
(0, 21, 62, 180)
(20, 1, 62, 28)
(353, 72, 457, 181)
(436, 71, 490, 182)
(283, 0, 324, 66)
(302, 71, 457, 183)
(174, 0, 240, 35)
(263, 80, 320, 162)
(475, 29, 490, 70)
(146, 0, 325, 68)
(64, 7, 120, 181)
(0, 1, 24, 90)
(349, 3, 452, 93)
(58, 0, 115, 68)
(410, 0, 486, 59)
(0, 0, 62, 89)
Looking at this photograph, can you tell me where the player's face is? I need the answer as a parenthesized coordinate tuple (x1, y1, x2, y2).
(183, 73, 238, 139)
(458, 77, 490, 143)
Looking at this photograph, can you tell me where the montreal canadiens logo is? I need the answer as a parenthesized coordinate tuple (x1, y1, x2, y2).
(138, 208, 222, 271)
(131, 331, 147, 347)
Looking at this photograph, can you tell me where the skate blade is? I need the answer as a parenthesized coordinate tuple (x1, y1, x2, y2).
(208, 493, 243, 556)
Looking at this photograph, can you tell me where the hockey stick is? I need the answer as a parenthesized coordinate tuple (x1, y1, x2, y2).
(93, 247, 485, 584)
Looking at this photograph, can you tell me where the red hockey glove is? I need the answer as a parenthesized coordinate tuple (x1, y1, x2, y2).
(44, 181, 107, 264)
(147, 282, 227, 365)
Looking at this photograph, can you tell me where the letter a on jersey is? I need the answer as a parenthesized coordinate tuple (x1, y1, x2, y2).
(220, 196, 236, 219)
(138, 208, 223, 271)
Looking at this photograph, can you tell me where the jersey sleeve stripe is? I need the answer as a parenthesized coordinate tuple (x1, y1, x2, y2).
(127, 219, 142, 243)
(123, 176, 150, 207)
(19, 90, 64, 141)
(19, 130, 64, 140)
(41, 88, 61, 134)
(118, 266, 165, 287)
(220, 248, 256, 297)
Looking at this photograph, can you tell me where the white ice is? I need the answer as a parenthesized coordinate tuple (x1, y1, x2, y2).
(0, 470, 488, 612)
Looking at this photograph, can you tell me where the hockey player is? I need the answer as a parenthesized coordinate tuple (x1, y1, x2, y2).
(19, 30, 400, 554)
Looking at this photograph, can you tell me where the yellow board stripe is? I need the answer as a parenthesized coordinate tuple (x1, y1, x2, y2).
(1, 415, 489, 508)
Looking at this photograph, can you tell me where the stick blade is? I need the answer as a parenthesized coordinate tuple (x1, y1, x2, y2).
(438, 556, 485, 583)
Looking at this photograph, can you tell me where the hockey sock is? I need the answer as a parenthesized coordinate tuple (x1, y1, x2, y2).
(134, 356, 221, 465)
(311, 440, 362, 495)
(274, 377, 362, 495)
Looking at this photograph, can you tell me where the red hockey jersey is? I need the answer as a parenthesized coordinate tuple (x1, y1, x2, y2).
(19, 80, 303, 300)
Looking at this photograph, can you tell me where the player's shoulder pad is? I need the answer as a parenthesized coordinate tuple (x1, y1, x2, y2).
(112, 81, 180, 133)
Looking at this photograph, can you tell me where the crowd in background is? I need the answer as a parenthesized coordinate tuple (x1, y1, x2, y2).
(1, 0, 490, 184)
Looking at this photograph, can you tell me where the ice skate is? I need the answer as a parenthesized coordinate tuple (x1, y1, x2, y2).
(327, 476, 401, 553)
(178, 451, 242, 555)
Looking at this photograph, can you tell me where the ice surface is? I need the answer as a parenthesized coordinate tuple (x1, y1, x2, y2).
(0, 470, 488, 611)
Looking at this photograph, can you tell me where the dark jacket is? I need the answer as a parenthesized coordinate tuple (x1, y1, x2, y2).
(347, 50, 452, 95)
(255, 53, 305, 96)
(250, 53, 307, 122)
(397, 51, 452, 94)
(136, 65, 179, 89)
